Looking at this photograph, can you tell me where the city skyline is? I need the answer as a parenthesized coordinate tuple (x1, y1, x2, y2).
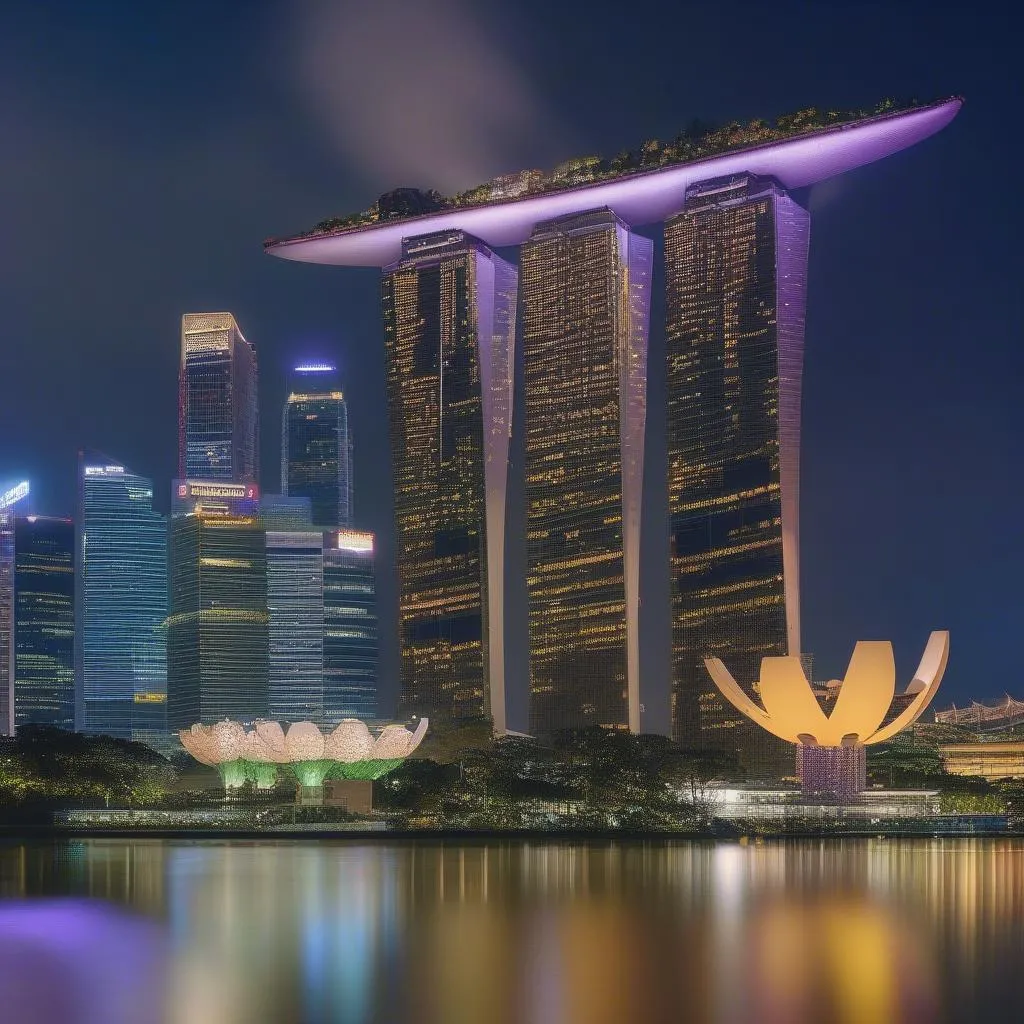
(1, 0, 1015, 726)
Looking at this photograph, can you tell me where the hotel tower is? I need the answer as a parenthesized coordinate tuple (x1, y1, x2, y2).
(266, 98, 960, 754)
(520, 210, 651, 734)
(665, 175, 809, 771)
(380, 231, 516, 731)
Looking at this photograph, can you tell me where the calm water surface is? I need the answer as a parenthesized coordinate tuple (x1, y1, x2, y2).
(1, 838, 1022, 1023)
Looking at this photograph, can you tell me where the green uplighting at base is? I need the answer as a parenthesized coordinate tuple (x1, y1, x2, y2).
(290, 760, 335, 788)
(217, 761, 248, 790)
(215, 758, 408, 792)
(217, 760, 278, 790)
(245, 762, 277, 789)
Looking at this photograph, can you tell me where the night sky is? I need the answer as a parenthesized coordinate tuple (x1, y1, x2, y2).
(1, 1, 1019, 730)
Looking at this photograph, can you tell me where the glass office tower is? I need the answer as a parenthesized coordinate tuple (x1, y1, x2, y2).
(7, 515, 76, 730)
(520, 209, 652, 736)
(381, 230, 516, 730)
(282, 364, 353, 529)
(166, 511, 268, 728)
(266, 529, 324, 724)
(179, 312, 259, 483)
(76, 455, 167, 740)
(323, 529, 378, 724)
(665, 174, 809, 774)
(0, 482, 31, 735)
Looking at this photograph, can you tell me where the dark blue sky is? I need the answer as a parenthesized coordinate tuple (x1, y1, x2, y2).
(0, 0, 1019, 726)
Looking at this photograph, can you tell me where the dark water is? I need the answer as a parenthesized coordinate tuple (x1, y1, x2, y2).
(1, 838, 1023, 1023)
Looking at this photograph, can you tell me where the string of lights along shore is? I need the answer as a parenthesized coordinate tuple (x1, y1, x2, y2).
(266, 96, 961, 770)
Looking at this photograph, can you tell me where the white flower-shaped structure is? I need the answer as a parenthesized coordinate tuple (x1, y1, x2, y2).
(704, 631, 949, 748)
(179, 718, 429, 792)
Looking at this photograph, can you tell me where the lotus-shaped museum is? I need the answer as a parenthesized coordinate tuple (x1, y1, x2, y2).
(179, 718, 428, 791)
(705, 631, 948, 797)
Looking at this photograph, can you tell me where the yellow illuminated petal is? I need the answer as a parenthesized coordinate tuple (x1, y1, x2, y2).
(758, 657, 829, 744)
(865, 631, 949, 743)
(823, 642, 895, 745)
(703, 657, 795, 742)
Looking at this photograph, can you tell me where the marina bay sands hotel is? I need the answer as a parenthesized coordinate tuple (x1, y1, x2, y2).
(266, 98, 960, 766)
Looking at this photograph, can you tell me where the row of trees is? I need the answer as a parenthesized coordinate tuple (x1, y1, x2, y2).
(378, 725, 734, 832)
(0, 727, 175, 808)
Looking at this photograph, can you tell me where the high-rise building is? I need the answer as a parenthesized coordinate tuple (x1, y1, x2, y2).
(259, 493, 313, 531)
(323, 529, 378, 724)
(282, 364, 353, 529)
(266, 529, 324, 724)
(519, 209, 652, 736)
(267, 98, 960, 754)
(380, 231, 516, 730)
(664, 174, 809, 773)
(1, 515, 75, 731)
(0, 481, 31, 735)
(166, 510, 268, 729)
(75, 455, 167, 740)
(179, 312, 259, 483)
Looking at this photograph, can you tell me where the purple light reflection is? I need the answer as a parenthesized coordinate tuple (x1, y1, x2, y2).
(0, 900, 165, 1024)
(267, 99, 961, 268)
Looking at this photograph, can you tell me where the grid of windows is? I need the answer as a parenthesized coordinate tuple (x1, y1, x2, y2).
(665, 174, 809, 776)
(179, 312, 259, 483)
(167, 513, 268, 728)
(282, 373, 353, 529)
(381, 231, 516, 728)
(11, 517, 75, 730)
(520, 209, 652, 736)
(266, 531, 324, 724)
(0, 492, 30, 734)
(76, 457, 167, 740)
(323, 531, 378, 724)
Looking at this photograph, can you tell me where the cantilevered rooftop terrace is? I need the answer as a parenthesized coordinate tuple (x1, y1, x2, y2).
(265, 97, 961, 269)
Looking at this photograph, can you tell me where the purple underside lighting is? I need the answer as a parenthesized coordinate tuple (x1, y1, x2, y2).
(267, 99, 961, 269)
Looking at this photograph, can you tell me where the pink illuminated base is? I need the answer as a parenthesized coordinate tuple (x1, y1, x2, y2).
(267, 99, 961, 268)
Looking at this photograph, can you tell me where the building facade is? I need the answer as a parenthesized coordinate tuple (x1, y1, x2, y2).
(323, 529, 378, 724)
(5, 516, 76, 731)
(266, 529, 324, 724)
(520, 209, 652, 736)
(75, 455, 167, 740)
(665, 174, 809, 773)
(179, 312, 259, 483)
(0, 481, 31, 735)
(381, 231, 516, 730)
(166, 511, 268, 729)
(282, 364, 353, 529)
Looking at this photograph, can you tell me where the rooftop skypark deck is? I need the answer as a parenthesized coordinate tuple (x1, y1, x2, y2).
(265, 97, 961, 268)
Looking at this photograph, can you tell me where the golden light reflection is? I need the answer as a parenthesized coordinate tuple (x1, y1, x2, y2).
(0, 840, 1021, 1023)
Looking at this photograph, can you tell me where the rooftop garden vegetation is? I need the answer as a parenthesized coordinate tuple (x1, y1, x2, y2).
(276, 97, 933, 243)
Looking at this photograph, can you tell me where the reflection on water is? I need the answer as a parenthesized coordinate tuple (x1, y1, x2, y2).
(1, 838, 1023, 1022)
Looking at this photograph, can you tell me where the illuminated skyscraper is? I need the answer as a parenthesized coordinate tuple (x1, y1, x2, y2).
(381, 231, 516, 729)
(323, 529, 378, 723)
(166, 510, 268, 728)
(520, 209, 652, 736)
(5, 515, 75, 731)
(0, 481, 31, 735)
(282, 364, 353, 529)
(75, 454, 167, 740)
(179, 312, 259, 483)
(665, 174, 809, 772)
